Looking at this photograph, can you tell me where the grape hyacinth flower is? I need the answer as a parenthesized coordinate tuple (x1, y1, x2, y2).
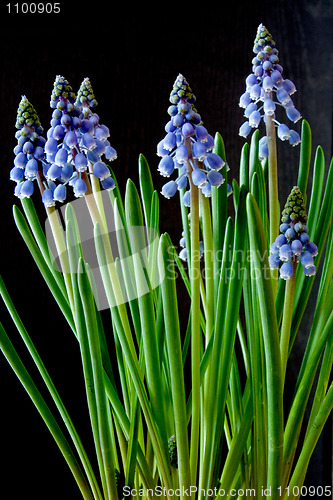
(10, 96, 46, 198)
(269, 186, 317, 279)
(157, 74, 228, 205)
(239, 24, 301, 153)
(42, 75, 117, 206)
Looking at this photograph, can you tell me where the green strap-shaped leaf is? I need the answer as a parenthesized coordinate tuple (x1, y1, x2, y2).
(158, 233, 191, 494)
(138, 153, 154, 229)
(247, 193, 283, 498)
(0, 321, 94, 500)
(13, 205, 75, 331)
(78, 259, 119, 500)
(297, 120, 312, 200)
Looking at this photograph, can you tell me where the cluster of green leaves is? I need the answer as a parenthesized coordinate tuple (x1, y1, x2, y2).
(0, 121, 332, 500)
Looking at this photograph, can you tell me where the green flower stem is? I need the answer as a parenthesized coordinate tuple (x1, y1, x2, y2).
(296, 120, 312, 199)
(35, 172, 75, 310)
(125, 179, 169, 457)
(282, 308, 333, 488)
(45, 205, 75, 308)
(200, 192, 214, 344)
(12, 206, 75, 332)
(247, 193, 283, 499)
(265, 106, 279, 292)
(199, 190, 215, 493)
(78, 260, 119, 500)
(159, 234, 191, 499)
(280, 258, 297, 383)
(285, 382, 333, 499)
(0, 274, 103, 500)
(306, 326, 333, 437)
(86, 165, 108, 229)
(20, 197, 68, 300)
(207, 190, 247, 492)
(187, 159, 201, 487)
(199, 217, 234, 491)
(103, 374, 155, 490)
(94, 223, 172, 494)
(219, 386, 253, 494)
(0, 321, 94, 500)
(246, 253, 268, 497)
(212, 132, 228, 296)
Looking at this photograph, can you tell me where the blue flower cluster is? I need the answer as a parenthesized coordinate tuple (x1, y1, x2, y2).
(42, 76, 117, 206)
(157, 74, 227, 205)
(11, 76, 117, 207)
(239, 24, 301, 159)
(10, 96, 46, 198)
(269, 186, 317, 279)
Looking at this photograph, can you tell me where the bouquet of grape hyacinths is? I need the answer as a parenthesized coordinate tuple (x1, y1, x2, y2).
(1, 24, 332, 500)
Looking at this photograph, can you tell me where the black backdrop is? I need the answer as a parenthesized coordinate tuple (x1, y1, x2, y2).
(0, 1, 332, 498)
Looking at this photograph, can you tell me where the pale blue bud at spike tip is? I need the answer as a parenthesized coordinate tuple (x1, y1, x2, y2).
(269, 186, 316, 279)
(11, 96, 45, 200)
(239, 24, 302, 148)
(44, 76, 116, 204)
(157, 74, 227, 206)
(75, 77, 98, 108)
(11, 77, 117, 206)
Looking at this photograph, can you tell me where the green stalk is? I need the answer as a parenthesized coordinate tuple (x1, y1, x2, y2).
(247, 257, 267, 498)
(265, 105, 279, 248)
(282, 309, 333, 488)
(199, 191, 215, 496)
(45, 204, 75, 309)
(285, 382, 333, 499)
(247, 193, 283, 499)
(125, 179, 169, 455)
(280, 258, 297, 382)
(296, 120, 312, 200)
(0, 321, 94, 500)
(188, 165, 201, 487)
(20, 197, 68, 300)
(211, 132, 228, 294)
(199, 217, 234, 491)
(78, 259, 119, 500)
(12, 205, 75, 331)
(0, 274, 103, 500)
(94, 223, 172, 494)
(306, 331, 333, 437)
(72, 257, 109, 498)
(159, 234, 191, 499)
(207, 189, 247, 491)
(200, 192, 214, 343)
(219, 387, 253, 494)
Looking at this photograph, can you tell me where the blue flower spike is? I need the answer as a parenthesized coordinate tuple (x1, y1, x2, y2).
(11, 96, 46, 199)
(43, 75, 117, 204)
(269, 186, 317, 279)
(157, 74, 229, 205)
(239, 24, 301, 155)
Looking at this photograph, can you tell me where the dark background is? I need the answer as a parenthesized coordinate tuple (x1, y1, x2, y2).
(0, 1, 332, 498)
